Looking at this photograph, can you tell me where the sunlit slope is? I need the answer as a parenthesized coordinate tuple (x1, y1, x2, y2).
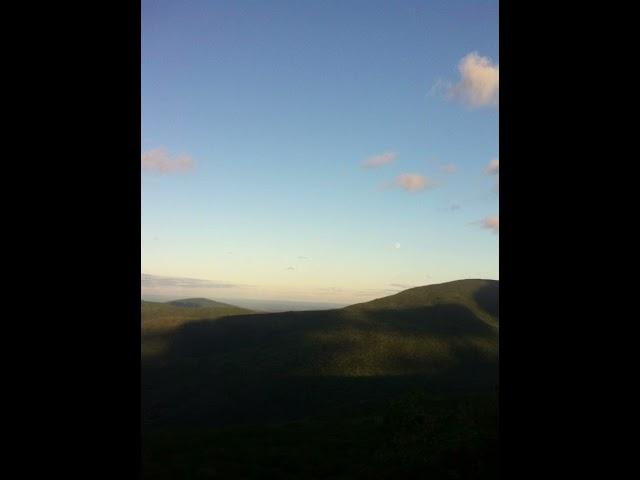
(346, 279, 498, 328)
(142, 280, 498, 427)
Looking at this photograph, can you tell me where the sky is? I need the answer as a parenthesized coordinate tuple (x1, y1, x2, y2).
(141, 0, 499, 305)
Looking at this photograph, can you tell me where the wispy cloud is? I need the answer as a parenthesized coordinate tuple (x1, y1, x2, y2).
(362, 152, 398, 168)
(141, 273, 236, 288)
(141, 147, 194, 173)
(485, 157, 499, 175)
(437, 202, 462, 212)
(390, 283, 415, 289)
(318, 287, 344, 294)
(428, 78, 448, 98)
(447, 52, 499, 108)
(478, 216, 499, 234)
(286, 266, 296, 271)
(395, 173, 435, 192)
(485, 157, 499, 193)
(441, 164, 458, 174)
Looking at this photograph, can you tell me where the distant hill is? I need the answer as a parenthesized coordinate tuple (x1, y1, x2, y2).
(167, 297, 240, 308)
(142, 298, 254, 325)
(141, 298, 255, 359)
(142, 279, 498, 428)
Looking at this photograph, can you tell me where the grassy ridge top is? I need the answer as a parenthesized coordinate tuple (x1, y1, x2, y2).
(347, 279, 497, 317)
(345, 279, 498, 332)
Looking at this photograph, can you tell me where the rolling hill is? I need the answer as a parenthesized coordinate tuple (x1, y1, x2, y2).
(142, 280, 499, 479)
(346, 278, 498, 327)
(142, 279, 498, 427)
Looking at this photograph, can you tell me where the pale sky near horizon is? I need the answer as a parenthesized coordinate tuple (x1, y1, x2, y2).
(141, 0, 498, 304)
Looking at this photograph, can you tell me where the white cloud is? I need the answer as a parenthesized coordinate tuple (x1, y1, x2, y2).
(362, 152, 397, 168)
(395, 173, 434, 192)
(141, 147, 194, 173)
(141, 274, 236, 288)
(448, 52, 499, 108)
(479, 216, 499, 234)
(486, 157, 499, 175)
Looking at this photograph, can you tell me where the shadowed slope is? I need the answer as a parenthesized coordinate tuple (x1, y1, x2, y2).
(142, 280, 498, 427)
(141, 299, 255, 359)
(142, 299, 254, 329)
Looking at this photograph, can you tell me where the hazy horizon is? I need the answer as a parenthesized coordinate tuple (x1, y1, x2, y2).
(140, 273, 498, 306)
(141, 291, 348, 312)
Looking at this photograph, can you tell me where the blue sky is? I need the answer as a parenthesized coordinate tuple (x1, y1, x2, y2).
(141, 0, 498, 304)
